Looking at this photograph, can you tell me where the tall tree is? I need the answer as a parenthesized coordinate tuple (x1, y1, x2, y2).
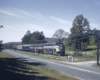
(63, 38, 68, 48)
(25, 30, 31, 35)
(88, 28, 97, 45)
(22, 34, 31, 44)
(30, 31, 45, 43)
(69, 14, 90, 50)
(89, 36, 96, 45)
(52, 29, 69, 42)
(22, 31, 46, 44)
(22, 30, 31, 44)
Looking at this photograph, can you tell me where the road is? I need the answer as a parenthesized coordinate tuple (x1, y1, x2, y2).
(3, 49, 100, 80)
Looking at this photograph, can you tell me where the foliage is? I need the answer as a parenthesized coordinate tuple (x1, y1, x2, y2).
(52, 29, 69, 42)
(84, 45, 97, 51)
(22, 31, 46, 44)
(0, 41, 3, 52)
(72, 51, 83, 57)
(0, 25, 3, 28)
(71, 14, 90, 34)
(22, 34, 31, 44)
(0, 25, 4, 51)
(62, 38, 68, 47)
(89, 36, 96, 45)
(25, 30, 31, 35)
(68, 14, 90, 51)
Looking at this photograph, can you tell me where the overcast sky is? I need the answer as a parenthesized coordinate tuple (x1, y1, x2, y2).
(0, 0, 100, 43)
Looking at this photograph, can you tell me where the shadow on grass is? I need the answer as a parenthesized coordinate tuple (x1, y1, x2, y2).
(0, 58, 51, 80)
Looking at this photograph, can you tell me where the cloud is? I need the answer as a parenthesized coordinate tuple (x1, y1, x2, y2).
(49, 16, 72, 25)
(0, 8, 73, 43)
(11, 8, 47, 21)
(49, 16, 72, 33)
(24, 24, 52, 32)
(19, 23, 54, 37)
(7, 24, 46, 33)
(0, 9, 23, 18)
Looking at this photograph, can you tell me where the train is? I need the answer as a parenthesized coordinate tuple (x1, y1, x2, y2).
(13, 42, 65, 56)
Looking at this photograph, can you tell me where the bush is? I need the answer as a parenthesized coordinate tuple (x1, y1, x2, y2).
(72, 51, 83, 57)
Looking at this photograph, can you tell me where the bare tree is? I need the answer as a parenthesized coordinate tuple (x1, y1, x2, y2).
(52, 29, 69, 42)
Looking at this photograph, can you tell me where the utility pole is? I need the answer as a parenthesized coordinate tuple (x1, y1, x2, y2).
(96, 30, 99, 65)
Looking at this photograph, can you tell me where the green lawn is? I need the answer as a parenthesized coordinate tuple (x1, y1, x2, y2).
(0, 51, 78, 80)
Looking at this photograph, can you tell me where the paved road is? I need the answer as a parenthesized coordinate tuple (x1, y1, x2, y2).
(3, 49, 100, 80)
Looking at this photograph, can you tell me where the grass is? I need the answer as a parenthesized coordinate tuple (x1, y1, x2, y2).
(0, 51, 15, 58)
(11, 50, 67, 61)
(65, 45, 98, 62)
(87, 45, 97, 49)
(65, 51, 97, 62)
(0, 51, 78, 80)
(92, 63, 100, 68)
(11, 49, 98, 62)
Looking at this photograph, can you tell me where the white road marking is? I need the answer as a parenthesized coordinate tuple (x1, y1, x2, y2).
(5, 50, 100, 76)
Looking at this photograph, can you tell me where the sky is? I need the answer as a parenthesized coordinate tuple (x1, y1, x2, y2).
(0, 0, 100, 43)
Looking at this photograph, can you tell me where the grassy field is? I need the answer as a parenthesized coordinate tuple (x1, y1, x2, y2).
(0, 51, 78, 80)
(11, 50, 67, 61)
(65, 45, 99, 62)
(66, 52, 97, 62)
(11, 49, 98, 62)
(0, 51, 15, 58)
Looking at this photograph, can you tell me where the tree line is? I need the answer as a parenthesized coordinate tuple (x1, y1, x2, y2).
(22, 30, 46, 44)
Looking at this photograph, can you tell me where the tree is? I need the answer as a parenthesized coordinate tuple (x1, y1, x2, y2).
(22, 34, 31, 44)
(69, 14, 90, 51)
(71, 14, 90, 34)
(22, 31, 46, 44)
(22, 30, 31, 44)
(89, 36, 96, 45)
(0, 40, 3, 52)
(52, 29, 69, 42)
(0, 25, 4, 51)
(88, 28, 98, 45)
(63, 38, 68, 48)
(25, 30, 31, 35)
(30, 31, 45, 43)
(67, 34, 74, 49)
(0, 25, 3, 28)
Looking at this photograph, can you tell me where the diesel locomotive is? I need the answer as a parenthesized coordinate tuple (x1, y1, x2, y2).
(13, 42, 65, 56)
